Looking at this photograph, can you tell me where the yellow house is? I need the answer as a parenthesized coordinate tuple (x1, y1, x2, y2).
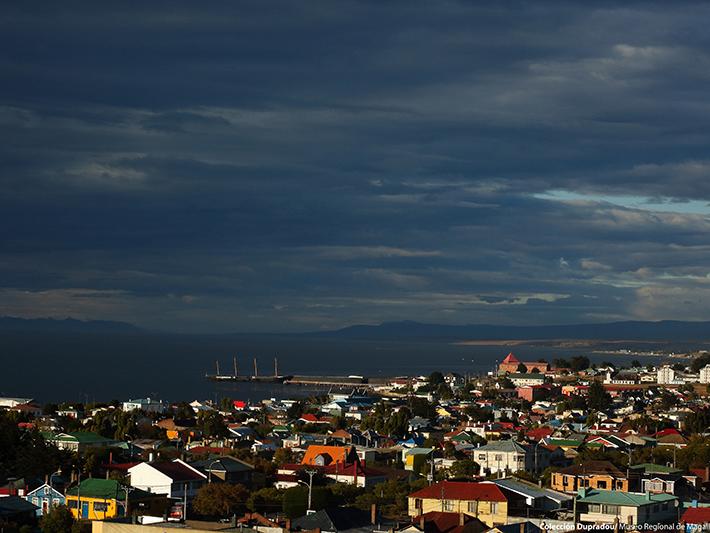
(65, 478, 168, 521)
(408, 480, 508, 527)
(66, 479, 126, 520)
(550, 461, 630, 493)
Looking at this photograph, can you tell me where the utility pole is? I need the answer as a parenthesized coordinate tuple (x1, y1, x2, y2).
(234, 356, 238, 377)
(253, 357, 258, 378)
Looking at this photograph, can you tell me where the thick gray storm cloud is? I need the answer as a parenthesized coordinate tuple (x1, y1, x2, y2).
(3, 2, 710, 332)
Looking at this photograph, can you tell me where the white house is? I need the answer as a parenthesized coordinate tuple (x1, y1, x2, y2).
(127, 459, 206, 500)
(122, 398, 167, 414)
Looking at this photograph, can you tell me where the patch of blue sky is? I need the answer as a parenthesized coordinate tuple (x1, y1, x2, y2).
(534, 190, 710, 215)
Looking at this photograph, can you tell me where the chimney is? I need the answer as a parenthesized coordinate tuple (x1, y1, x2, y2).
(371, 503, 377, 525)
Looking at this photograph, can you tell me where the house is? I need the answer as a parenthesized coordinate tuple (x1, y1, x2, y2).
(475, 440, 545, 476)
(575, 488, 678, 526)
(291, 506, 377, 533)
(301, 445, 358, 466)
(45, 431, 117, 452)
(65, 478, 164, 520)
(508, 374, 546, 388)
(403, 448, 434, 472)
(408, 481, 508, 527)
(401, 511, 489, 533)
(0, 397, 33, 408)
(551, 461, 631, 493)
(681, 507, 710, 532)
(127, 459, 207, 500)
(122, 398, 167, 414)
(630, 463, 685, 496)
(0, 496, 38, 526)
(192, 456, 255, 486)
(492, 478, 572, 515)
(24, 483, 65, 516)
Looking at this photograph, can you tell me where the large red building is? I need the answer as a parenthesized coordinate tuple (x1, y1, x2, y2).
(498, 352, 549, 374)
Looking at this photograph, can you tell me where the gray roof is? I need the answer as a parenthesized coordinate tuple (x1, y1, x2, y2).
(477, 440, 528, 453)
(493, 478, 573, 504)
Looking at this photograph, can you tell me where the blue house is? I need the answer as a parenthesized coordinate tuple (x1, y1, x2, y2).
(25, 483, 65, 516)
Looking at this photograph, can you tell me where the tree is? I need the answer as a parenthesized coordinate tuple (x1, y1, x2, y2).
(516, 363, 528, 373)
(569, 356, 590, 372)
(692, 353, 710, 373)
(429, 371, 445, 386)
(449, 459, 479, 478)
(631, 360, 642, 368)
(40, 505, 75, 533)
(193, 483, 249, 517)
(246, 487, 283, 513)
(587, 380, 611, 411)
(197, 411, 228, 438)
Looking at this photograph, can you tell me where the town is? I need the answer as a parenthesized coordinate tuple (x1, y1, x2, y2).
(2, 351, 710, 533)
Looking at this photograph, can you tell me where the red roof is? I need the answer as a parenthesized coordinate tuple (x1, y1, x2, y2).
(409, 481, 507, 502)
(414, 512, 482, 533)
(502, 352, 520, 364)
(656, 428, 681, 438)
(681, 508, 710, 524)
(526, 427, 554, 440)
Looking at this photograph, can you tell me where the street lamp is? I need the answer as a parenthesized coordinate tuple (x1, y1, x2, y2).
(297, 469, 318, 514)
(207, 459, 221, 483)
(49, 470, 62, 489)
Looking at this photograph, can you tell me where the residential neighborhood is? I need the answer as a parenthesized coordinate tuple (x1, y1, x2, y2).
(3, 352, 710, 533)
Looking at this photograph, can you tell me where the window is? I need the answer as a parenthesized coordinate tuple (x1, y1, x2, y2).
(597, 480, 607, 489)
(443, 500, 454, 512)
(415, 499, 422, 510)
(491, 503, 498, 514)
(602, 505, 619, 515)
(67, 500, 77, 509)
(53, 499, 61, 507)
(32, 497, 39, 505)
(93, 502, 108, 512)
(588, 504, 601, 513)
(478, 454, 486, 461)
(468, 501, 478, 513)
(494, 454, 503, 462)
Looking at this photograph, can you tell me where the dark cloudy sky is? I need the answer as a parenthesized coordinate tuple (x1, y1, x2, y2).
(3, 2, 710, 333)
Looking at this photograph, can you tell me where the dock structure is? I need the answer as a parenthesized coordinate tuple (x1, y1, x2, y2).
(284, 375, 370, 387)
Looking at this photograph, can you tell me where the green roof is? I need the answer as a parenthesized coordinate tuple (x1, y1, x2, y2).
(53, 432, 114, 443)
(630, 463, 683, 475)
(66, 479, 125, 500)
(548, 439, 583, 447)
(577, 489, 677, 507)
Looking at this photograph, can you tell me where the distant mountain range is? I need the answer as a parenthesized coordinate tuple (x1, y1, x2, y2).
(2, 316, 710, 341)
(311, 319, 710, 341)
(0, 316, 141, 333)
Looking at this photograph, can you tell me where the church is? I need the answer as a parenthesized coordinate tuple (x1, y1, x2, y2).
(497, 352, 549, 375)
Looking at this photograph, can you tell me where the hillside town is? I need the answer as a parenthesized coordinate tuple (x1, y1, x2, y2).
(3, 352, 710, 533)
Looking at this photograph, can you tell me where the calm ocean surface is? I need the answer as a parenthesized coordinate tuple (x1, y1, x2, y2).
(0, 331, 698, 404)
